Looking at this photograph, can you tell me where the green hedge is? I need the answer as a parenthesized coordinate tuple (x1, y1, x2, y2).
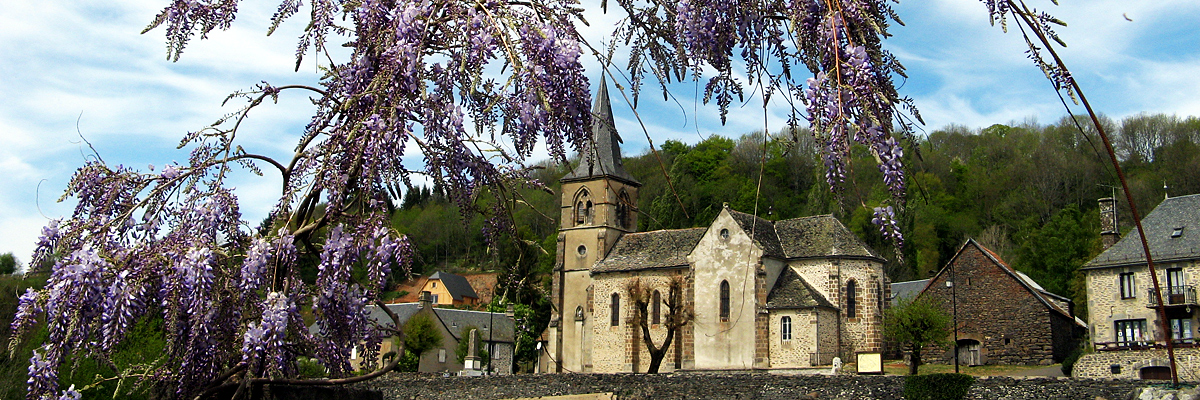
(903, 373, 975, 400)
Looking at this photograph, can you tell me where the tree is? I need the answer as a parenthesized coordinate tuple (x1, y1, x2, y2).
(0, 253, 16, 275)
(883, 296, 950, 376)
(402, 313, 443, 360)
(625, 275, 692, 374)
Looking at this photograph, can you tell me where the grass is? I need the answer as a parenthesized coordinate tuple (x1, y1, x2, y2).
(881, 361, 1057, 377)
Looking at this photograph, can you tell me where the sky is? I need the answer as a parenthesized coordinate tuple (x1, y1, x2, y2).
(0, 0, 1198, 266)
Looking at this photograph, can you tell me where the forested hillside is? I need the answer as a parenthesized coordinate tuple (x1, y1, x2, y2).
(390, 113, 1200, 321)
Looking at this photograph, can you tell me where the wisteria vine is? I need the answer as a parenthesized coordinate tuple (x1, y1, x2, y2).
(11, 0, 592, 397)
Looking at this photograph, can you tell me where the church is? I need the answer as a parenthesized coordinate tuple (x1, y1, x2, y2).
(539, 78, 888, 373)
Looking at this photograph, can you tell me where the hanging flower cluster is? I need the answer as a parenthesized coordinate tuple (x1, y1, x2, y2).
(15, 0, 591, 396)
(611, 0, 918, 248)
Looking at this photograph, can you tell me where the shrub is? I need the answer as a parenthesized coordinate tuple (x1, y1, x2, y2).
(903, 373, 974, 400)
(1062, 348, 1084, 377)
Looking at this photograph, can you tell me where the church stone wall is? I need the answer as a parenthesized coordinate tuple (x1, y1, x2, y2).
(767, 309, 817, 368)
(591, 270, 683, 373)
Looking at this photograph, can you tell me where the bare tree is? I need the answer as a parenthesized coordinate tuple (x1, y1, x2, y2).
(625, 275, 692, 374)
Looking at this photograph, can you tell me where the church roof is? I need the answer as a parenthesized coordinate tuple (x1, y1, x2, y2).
(591, 228, 707, 273)
(727, 209, 883, 261)
(561, 75, 640, 186)
(775, 215, 883, 260)
(766, 267, 836, 309)
(1084, 194, 1200, 269)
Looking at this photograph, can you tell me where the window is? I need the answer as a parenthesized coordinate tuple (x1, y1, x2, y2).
(438, 349, 446, 363)
(1115, 319, 1147, 346)
(652, 290, 662, 325)
(432, 282, 437, 288)
(617, 191, 631, 229)
(1171, 318, 1193, 341)
(1120, 273, 1136, 299)
(781, 316, 792, 341)
(611, 293, 620, 326)
(431, 294, 439, 304)
(720, 229, 729, 240)
(577, 245, 587, 256)
(846, 280, 857, 319)
(1168, 268, 1185, 292)
(719, 280, 730, 322)
(576, 201, 586, 224)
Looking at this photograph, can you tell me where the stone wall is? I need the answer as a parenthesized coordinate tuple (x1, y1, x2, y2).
(1085, 260, 1197, 346)
(688, 211, 763, 369)
(591, 270, 685, 373)
(1074, 346, 1200, 380)
(788, 258, 886, 357)
(357, 373, 1145, 400)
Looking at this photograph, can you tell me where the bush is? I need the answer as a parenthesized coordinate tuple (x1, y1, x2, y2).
(903, 373, 974, 400)
(1061, 348, 1084, 377)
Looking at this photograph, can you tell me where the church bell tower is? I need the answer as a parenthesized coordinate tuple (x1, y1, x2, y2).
(544, 75, 640, 373)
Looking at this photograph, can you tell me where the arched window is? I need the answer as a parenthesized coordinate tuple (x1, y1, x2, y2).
(575, 201, 586, 224)
(574, 188, 591, 226)
(781, 316, 792, 341)
(652, 290, 662, 325)
(611, 293, 620, 326)
(846, 280, 857, 319)
(719, 280, 730, 322)
(617, 190, 632, 229)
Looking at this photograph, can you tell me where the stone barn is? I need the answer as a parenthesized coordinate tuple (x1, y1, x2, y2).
(917, 239, 1087, 366)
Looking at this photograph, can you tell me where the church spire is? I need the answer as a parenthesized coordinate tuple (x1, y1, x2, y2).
(562, 75, 640, 186)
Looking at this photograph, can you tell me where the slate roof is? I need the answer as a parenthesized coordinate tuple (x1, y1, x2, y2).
(726, 209, 883, 261)
(363, 303, 515, 343)
(592, 228, 707, 273)
(889, 279, 930, 306)
(1085, 194, 1200, 269)
(430, 271, 479, 300)
(562, 75, 640, 186)
(766, 267, 836, 309)
(775, 215, 883, 260)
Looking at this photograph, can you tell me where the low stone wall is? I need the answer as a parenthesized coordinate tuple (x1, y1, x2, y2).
(355, 372, 1145, 400)
(1074, 347, 1200, 380)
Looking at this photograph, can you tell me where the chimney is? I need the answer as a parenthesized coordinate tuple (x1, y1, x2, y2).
(1099, 197, 1120, 249)
(418, 291, 432, 309)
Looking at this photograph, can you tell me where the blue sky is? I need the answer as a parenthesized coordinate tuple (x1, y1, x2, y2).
(1, 0, 1197, 266)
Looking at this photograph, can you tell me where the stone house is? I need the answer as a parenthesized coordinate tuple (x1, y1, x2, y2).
(1075, 194, 1200, 380)
(539, 77, 887, 373)
(355, 293, 515, 374)
(419, 271, 481, 306)
(915, 239, 1087, 366)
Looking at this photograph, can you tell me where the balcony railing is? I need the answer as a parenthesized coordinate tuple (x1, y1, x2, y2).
(1146, 285, 1198, 308)
(1094, 339, 1200, 352)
